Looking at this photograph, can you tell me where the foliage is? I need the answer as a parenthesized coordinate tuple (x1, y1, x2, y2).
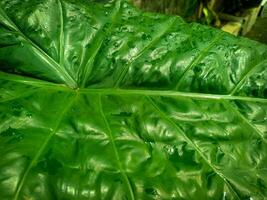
(132, 0, 198, 19)
(0, 0, 267, 199)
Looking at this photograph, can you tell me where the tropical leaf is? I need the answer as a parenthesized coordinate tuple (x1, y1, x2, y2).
(0, 0, 267, 199)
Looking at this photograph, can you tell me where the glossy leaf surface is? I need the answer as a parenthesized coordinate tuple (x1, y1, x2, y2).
(0, 0, 267, 199)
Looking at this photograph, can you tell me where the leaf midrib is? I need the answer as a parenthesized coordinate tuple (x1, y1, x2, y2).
(1, 71, 266, 103)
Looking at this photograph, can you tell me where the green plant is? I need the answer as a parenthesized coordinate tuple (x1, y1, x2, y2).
(0, 0, 267, 199)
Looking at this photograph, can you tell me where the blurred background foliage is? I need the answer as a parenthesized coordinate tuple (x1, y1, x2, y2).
(132, 0, 263, 26)
(132, 0, 198, 19)
(131, 0, 267, 43)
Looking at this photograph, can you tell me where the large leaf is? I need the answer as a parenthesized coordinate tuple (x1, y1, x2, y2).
(0, 0, 267, 199)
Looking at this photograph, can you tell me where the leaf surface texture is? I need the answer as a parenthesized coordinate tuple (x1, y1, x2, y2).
(0, 0, 267, 199)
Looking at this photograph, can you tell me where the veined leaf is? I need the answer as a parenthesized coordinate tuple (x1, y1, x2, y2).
(0, 0, 267, 199)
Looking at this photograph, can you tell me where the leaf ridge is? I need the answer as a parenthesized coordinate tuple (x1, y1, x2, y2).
(114, 17, 177, 88)
(0, 89, 38, 103)
(81, 0, 122, 87)
(0, 71, 72, 91)
(146, 96, 242, 200)
(0, 5, 77, 88)
(98, 94, 135, 200)
(13, 93, 78, 200)
(58, 0, 65, 67)
(141, 97, 194, 197)
(230, 59, 267, 95)
(222, 101, 267, 143)
(174, 32, 224, 90)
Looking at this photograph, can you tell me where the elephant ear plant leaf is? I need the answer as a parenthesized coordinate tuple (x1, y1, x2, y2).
(0, 0, 267, 199)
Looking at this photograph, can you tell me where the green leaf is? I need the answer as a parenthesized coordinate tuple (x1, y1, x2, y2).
(0, 0, 267, 199)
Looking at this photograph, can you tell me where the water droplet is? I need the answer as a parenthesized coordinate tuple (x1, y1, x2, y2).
(26, 113, 32, 118)
(127, 41, 135, 48)
(113, 41, 121, 48)
(123, 3, 128, 9)
(164, 145, 176, 155)
(145, 188, 158, 196)
(104, 4, 111, 8)
(11, 102, 23, 116)
(103, 23, 111, 32)
(18, 135, 24, 141)
(141, 33, 152, 41)
(85, 43, 91, 49)
(1, 127, 20, 138)
(20, 42, 25, 47)
(69, 16, 76, 22)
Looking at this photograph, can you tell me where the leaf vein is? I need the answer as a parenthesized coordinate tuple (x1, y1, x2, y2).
(13, 93, 78, 200)
(58, 0, 65, 67)
(98, 94, 135, 200)
(81, 0, 122, 87)
(146, 96, 242, 200)
(223, 100, 267, 143)
(0, 89, 38, 103)
(114, 17, 177, 88)
(174, 32, 224, 90)
(230, 59, 267, 95)
(0, 5, 76, 88)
